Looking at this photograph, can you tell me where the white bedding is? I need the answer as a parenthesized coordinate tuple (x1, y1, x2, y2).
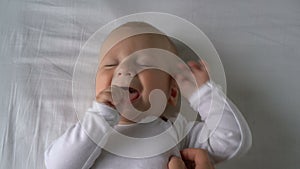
(1, 0, 299, 169)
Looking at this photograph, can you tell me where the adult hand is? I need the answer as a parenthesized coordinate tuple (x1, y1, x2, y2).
(168, 148, 215, 169)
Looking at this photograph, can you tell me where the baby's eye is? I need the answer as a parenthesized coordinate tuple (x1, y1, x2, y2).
(104, 63, 118, 67)
(137, 60, 154, 67)
(138, 63, 153, 67)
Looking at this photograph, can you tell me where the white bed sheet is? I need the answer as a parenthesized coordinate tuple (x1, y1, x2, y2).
(1, 0, 300, 169)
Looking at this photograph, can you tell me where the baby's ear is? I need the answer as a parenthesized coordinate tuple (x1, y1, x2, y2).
(168, 79, 179, 106)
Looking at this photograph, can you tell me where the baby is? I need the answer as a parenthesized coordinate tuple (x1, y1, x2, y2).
(44, 22, 251, 169)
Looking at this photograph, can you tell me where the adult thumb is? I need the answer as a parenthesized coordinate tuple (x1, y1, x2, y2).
(168, 156, 187, 169)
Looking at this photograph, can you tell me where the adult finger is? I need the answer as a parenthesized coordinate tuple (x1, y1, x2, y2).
(181, 148, 215, 169)
(168, 156, 187, 169)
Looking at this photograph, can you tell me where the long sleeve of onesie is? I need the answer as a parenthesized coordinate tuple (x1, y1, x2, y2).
(182, 81, 252, 163)
(44, 102, 119, 169)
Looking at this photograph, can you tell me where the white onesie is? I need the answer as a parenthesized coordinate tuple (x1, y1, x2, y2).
(44, 81, 252, 169)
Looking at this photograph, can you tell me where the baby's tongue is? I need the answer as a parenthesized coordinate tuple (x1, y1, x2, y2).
(129, 88, 139, 101)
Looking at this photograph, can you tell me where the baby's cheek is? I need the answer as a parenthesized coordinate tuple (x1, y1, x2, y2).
(95, 70, 113, 94)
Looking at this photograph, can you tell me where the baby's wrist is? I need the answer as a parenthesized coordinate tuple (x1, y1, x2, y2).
(183, 81, 210, 99)
(188, 81, 212, 102)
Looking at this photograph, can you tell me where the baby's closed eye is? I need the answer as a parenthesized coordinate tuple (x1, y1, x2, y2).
(104, 63, 118, 67)
(136, 58, 156, 67)
(102, 61, 119, 69)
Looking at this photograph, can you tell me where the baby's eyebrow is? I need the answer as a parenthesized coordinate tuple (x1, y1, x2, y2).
(101, 56, 118, 62)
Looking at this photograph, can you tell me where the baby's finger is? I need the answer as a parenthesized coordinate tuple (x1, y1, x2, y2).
(175, 74, 185, 82)
(96, 91, 112, 102)
(187, 61, 202, 71)
(96, 89, 115, 108)
(188, 61, 208, 78)
(176, 62, 193, 73)
(175, 74, 191, 85)
(199, 60, 209, 72)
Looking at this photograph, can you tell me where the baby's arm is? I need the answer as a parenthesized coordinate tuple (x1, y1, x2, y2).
(44, 88, 120, 169)
(186, 81, 251, 162)
(175, 60, 252, 163)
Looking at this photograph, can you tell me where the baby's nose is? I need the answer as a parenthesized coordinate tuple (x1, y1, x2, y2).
(117, 68, 133, 76)
(115, 64, 136, 77)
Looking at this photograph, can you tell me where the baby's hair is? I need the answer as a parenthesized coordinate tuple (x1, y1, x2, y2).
(111, 22, 199, 62)
(100, 21, 178, 58)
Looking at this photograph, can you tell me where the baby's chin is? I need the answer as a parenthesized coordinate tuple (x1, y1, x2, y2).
(118, 116, 136, 124)
(118, 114, 148, 124)
(118, 108, 162, 124)
(116, 100, 166, 123)
(118, 111, 149, 124)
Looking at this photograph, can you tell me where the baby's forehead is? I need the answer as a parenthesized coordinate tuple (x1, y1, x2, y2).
(120, 34, 173, 50)
(130, 34, 169, 45)
(99, 35, 180, 74)
(101, 34, 177, 60)
(99, 22, 177, 60)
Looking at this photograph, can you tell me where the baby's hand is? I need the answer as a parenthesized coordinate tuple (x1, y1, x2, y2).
(175, 60, 209, 99)
(96, 86, 125, 109)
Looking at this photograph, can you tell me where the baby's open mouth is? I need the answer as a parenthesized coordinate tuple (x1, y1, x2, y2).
(120, 87, 140, 102)
(128, 87, 140, 102)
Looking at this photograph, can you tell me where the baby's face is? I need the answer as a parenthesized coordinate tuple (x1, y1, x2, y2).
(96, 34, 178, 123)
